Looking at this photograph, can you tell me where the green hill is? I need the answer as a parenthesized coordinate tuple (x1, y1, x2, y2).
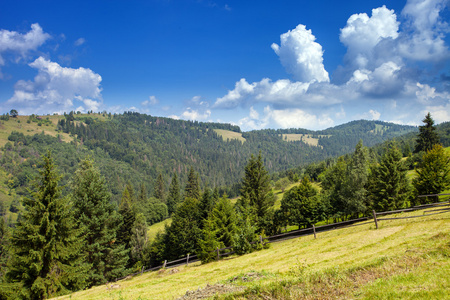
(54, 209, 450, 299)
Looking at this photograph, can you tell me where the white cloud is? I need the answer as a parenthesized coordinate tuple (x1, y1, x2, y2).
(4, 57, 102, 115)
(356, 109, 381, 120)
(74, 38, 86, 46)
(142, 95, 159, 106)
(399, 0, 449, 61)
(0, 23, 50, 62)
(270, 108, 334, 129)
(340, 6, 399, 69)
(271, 24, 329, 83)
(180, 107, 211, 121)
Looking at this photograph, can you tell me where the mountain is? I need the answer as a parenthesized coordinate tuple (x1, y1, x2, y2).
(0, 112, 419, 207)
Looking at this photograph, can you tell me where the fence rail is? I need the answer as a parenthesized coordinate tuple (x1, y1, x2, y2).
(113, 194, 450, 283)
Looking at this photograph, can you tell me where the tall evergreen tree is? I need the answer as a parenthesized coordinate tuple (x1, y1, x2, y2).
(199, 183, 215, 223)
(7, 151, 88, 299)
(344, 140, 370, 217)
(117, 186, 136, 268)
(130, 213, 148, 269)
(70, 158, 128, 287)
(368, 143, 410, 211)
(415, 112, 439, 153)
(279, 176, 319, 229)
(154, 172, 165, 202)
(413, 144, 450, 204)
(210, 195, 237, 247)
(167, 172, 180, 215)
(240, 152, 271, 230)
(185, 167, 201, 200)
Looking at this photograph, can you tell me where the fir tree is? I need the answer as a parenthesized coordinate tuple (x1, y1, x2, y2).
(167, 172, 180, 215)
(199, 183, 215, 224)
(154, 172, 165, 202)
(117, 186, 136, 268)
(279, 176, 319, 229)
(210, 195, 237, 247)
(70, 158, 128, 287)
(7, 151, 88, 299)
(197, 218, 223, 264)
(344, 140, 370, 217)
(130, 213, 148, 269)
(185, 167, 201, 200)
(415, 112, 439, 153)
(413, 144, 450, 204)
(240, 152, 271, 231)
(164, 197, 201, 259)
(368, 143, 410, 211)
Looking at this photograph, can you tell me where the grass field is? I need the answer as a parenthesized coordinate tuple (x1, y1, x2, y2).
(280, 134, 330, 148)
(213, 129, 246, 143)
(54, 208, 450, 300)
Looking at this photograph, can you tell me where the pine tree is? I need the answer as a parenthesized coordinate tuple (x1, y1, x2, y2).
(197, 218, 223, 264)
(279, 176, 319, 229)
(154, 172, 165, 202)
(70, 158, 128, 287)
(185, 167, 201, 200)
(344, 140, 370, 217)
(167, 172, 180, 215)
(199, 183, 215, 224)
(210, 195, 237, 247)
(368, 143, 410, 211)
(415, 112, 439, 153)
(240, 152, 271, 231)
(164, 197, 201, 259)
(117, 186, 136, 268)
(6, 151, 88, 299)
(413, 144, 450, 204)
(130, 213, 148, 269)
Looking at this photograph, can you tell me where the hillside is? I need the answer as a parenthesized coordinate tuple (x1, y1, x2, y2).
(54, 208, 450, 299)
(0, 113, 418, 204)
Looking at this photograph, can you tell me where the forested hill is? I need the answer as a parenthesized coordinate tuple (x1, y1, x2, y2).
(1, 112, 418, 203)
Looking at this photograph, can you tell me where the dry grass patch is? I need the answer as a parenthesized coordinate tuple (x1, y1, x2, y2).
(214, 129, 246, 143)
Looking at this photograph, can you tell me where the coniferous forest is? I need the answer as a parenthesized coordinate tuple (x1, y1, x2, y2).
(0, 111, 449, 299)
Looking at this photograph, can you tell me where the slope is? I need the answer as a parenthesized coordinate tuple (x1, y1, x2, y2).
(54, 208, 450, 300)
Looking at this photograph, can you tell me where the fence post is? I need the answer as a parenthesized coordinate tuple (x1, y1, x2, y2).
(216, 247, 220, 261)
(313, 224, 316, 239)
(162, 260, 167, 269)
(372, 210, 378, 229)
(259, 235, 263, 245)
(141, 266, 144, 274)
(187, 253, 190, 266)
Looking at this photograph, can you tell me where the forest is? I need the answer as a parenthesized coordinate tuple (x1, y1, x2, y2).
(0, 111, 449, 299)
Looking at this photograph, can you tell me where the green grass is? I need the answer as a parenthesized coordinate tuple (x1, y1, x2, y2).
(147, 218, 172, 242)
(54, 208, 450, 300)
(213, 129, 246, 143)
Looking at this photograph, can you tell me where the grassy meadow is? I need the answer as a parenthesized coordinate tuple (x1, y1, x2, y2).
(213, 129, 246, 143)
(55, 208, 450, 300)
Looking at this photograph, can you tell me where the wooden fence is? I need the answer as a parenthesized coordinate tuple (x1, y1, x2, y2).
(114, 194, 450, 282)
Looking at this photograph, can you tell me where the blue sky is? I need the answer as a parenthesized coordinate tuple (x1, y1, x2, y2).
(0, 0, 449, 130)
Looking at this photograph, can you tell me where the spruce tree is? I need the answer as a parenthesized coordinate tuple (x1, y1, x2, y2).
(210, 195, 237, 247)
(240, 152, 271, 231)
(130, 213, 148, 269)
(70, 158, 128, 287)
(167, 172, 180, 215)
(197, 218, 223, 264)
(368, 143, 410, 211)
(117, 186, 136, 268)
(279, 176, 319, 229)
(7, 151, 88, 299)
(185, 167, 201, 200)
(413, 144, 450, 204)
(154, 173, 165, 202)
(415, 112, 439, 153)
(199, 183, 215, 224)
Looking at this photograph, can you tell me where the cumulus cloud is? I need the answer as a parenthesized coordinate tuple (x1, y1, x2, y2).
(0, 23, 50, 78)
(340, 6, 399, 69)
(4, 57, 102, 114)
(399, 0, 449, 61)
(271, 24, 329, 83)
(180, 108, 211, 121)
(214, 0, 449, 129)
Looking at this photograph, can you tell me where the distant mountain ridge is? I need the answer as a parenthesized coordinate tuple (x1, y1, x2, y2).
(0, 112, 420, 204)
